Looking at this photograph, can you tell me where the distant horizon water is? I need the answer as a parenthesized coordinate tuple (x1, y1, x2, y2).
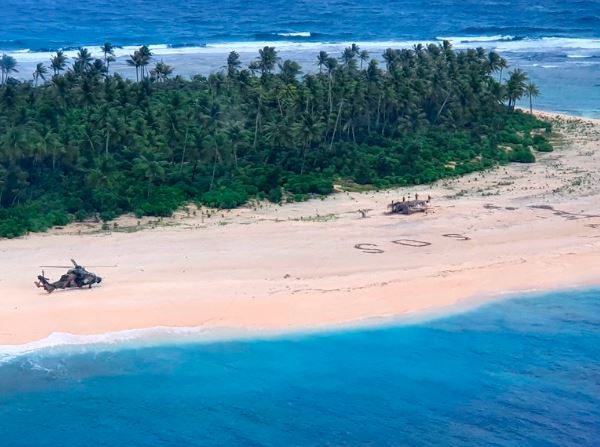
(1, 0, 599, 117)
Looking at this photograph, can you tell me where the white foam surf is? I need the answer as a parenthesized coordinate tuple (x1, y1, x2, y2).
(3, 36, 598, 63)
(0, 326, 242, 364)
(277, 32, 312, 37)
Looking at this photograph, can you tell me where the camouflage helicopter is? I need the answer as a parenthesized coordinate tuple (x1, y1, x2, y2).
(35, 259, 103, 293)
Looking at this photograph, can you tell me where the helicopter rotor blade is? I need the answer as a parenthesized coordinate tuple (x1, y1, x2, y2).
(39, 265, 118, 268)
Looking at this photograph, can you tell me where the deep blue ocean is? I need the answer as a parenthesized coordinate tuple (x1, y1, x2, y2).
(1, 289, 599, 446)
(1, 0, 599, 116)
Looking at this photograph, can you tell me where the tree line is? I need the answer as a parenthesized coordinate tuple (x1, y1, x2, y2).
(0, 41, 549, 237)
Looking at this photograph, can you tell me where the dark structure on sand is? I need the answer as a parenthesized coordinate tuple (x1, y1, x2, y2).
(387, 199, 429, 215)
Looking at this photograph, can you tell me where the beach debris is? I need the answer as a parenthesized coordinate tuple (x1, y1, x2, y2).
(391, 239, 431, 247)
(483, 204, 502, 210)
(387, 196, 430, 215)
(442, 234, 471, 241)
(357, 208, 372, 218)
(529, 204, 600, 220)
(354, 243, 385, 254)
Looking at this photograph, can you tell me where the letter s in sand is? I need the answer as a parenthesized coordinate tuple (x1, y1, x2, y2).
(354, 243, 384, 254)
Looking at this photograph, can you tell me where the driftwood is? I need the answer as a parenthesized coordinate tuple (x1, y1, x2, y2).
(357, 208, 372, 218)
(442, 233, 471, 241)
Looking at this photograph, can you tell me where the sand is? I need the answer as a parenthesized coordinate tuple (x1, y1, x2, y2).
(1, 112, 600, 346)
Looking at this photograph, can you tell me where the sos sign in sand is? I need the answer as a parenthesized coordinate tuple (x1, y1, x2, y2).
(354, 234, 469, 253)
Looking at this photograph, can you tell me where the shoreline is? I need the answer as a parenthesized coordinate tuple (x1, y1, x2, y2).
(1, 111, 600, 347)
(1, 284, 598, 361)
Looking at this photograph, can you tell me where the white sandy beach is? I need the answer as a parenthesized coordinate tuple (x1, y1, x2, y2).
(1, 112, 599, 346)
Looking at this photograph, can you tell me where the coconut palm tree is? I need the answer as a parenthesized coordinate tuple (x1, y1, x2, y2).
(126, 45, 153, 81)
(226, 51, 241, 77)
(359, 50, 370, 69)
(257, 46, 278, 75)
(316, 51, 329, 74)
(138, 45, 153, 79)
(524, 82, 540, 114)
(32, 63, 48, 86)
(50, 50, 67, 75)
(382, 48, 399, 71)
(150, 60, 174, 82)
(126, 51, 142, 81)
(101, 42, 116, 72)
(341, 46, 355, 65)
(73, 47, 94, 74)
(133, 155, 166, 199)
(497, 57, 508, 83)
(278, 59, 301, 83)
(0, 53, 18, 84)
(506, 69, 528, 109)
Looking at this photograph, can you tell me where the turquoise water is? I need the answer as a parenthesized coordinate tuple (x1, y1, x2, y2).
(1, 288, 599, 445)
(1, 0, 599, 117)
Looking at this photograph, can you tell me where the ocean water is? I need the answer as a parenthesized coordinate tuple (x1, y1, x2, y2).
(1, 288, 599, 446)
(1, 0, 599, 117)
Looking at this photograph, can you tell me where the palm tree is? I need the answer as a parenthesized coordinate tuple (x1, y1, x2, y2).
(138, 45, 153, 79)
(126, 51, 142, 82)
(257, 46, 278, 75)
(487, 51, 502, 75)
(316, 51, 329, 74)
(226, 51, 241, 77)
(341, 46, 355, 65)
(73, 47, 94, 73)
(50, 50, 67, 75)
(292, 112, 325, 174)
(127, 45, 152, 81)
(32, 63, 48, 86)
(359, 50, 370, 69)
(506, 69, 528, 109)
(324, 56, 338, 116)
(382, 48, 399, 71)
(497, 57, 508, 83)
(279, 59, 301, 83)
(150, 60, 174, 82)
(101, 42, 116, 72)
(524, 82, 540, 114)
(133, 155, 165, 199)
(0, 54, 18, 84)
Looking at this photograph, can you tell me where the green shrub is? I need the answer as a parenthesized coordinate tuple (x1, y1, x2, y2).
(533, 134, 553, 152)
(510, 148, 536, 163)
(200, 187, 249, 209)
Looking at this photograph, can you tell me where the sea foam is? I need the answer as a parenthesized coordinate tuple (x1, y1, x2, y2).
(3, 36, 599, 61)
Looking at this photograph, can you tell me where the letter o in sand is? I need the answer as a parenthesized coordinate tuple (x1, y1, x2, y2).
(354, 243, 385, 254)
(391, 239, 431, 247)
(442, 233, 471, 241)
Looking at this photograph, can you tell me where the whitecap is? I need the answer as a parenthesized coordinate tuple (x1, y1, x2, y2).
(277, 32, 312, 38)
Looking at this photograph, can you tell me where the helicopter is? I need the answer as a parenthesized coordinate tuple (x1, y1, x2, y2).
(35, 259, 104, 293)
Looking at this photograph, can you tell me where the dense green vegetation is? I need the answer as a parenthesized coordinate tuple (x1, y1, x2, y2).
(0, 42, 550, 238)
